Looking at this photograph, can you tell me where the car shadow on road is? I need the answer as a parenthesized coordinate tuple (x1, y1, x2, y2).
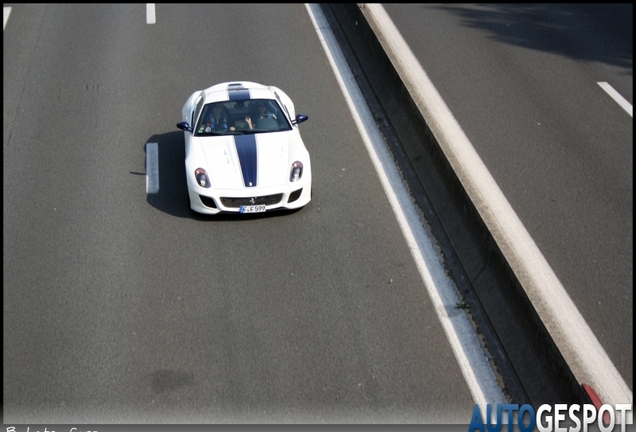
(144, 131, 191, 218)
(144, 131, 303, 221)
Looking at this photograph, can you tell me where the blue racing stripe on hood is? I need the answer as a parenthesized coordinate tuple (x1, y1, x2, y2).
(228, 83, 250, 101)
(234, 134, 258, 187)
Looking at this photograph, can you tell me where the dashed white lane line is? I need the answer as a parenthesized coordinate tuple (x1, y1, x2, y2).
(146, 142, 159, 194)
(306, 3, 506, 413)
(598, 82, 633, 117)
(146, 4, 156, 25)
(4, 7, 11, 30)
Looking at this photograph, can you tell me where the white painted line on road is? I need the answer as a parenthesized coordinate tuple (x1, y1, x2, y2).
(306, 3, 506, 414)
(146, 142, 159, 194)
(4, 7, 11, 30)
(361, 4, 633, 414)
(146, 4, 156, 25)
(598, 82, 633, 117)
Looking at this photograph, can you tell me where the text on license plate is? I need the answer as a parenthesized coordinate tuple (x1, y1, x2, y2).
(240, 204, 266, 214)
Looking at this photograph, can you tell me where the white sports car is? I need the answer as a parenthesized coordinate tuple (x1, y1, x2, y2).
(177, 81, 312, 215)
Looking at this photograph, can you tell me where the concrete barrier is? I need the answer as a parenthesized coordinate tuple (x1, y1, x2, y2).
(319, 3, 614, 408)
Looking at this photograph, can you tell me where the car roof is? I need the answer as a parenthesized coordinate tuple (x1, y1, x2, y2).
(201, 81, 275, 105)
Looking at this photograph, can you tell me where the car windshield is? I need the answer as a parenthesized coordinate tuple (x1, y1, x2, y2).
(195, 99, 292, 136)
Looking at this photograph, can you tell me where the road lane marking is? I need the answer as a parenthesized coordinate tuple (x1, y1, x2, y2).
(146, 142, 159, 194)
(4, 7, 11, 30)
(306, 3, 506, 413)
(146, 4, 156, 24)
(598, 82, 633, 117)
(361, 4, 633, 413)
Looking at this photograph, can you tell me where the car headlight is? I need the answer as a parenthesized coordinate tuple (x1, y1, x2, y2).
(290, 161, 303, 182)
(195, 168, 210, 188)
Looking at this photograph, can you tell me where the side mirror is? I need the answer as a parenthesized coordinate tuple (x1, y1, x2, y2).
(292, 114, 308, 125)
(177, 121, 193, 132)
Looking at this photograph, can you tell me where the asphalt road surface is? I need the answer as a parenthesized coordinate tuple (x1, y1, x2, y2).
(4, 4, 485, 424)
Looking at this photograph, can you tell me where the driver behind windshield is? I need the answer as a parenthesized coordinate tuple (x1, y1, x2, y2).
(200, 103, 235, 132)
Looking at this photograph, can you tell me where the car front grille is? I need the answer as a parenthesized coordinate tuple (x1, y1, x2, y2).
(220, 193, 283, 208)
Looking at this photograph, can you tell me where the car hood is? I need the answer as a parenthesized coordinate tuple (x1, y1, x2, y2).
(192, 132, 295, 190)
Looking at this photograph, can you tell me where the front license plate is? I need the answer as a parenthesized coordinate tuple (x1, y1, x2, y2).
(240, 204, 266, 214)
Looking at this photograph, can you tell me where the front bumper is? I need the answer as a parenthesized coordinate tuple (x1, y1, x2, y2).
(187, 177, 312, 215)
